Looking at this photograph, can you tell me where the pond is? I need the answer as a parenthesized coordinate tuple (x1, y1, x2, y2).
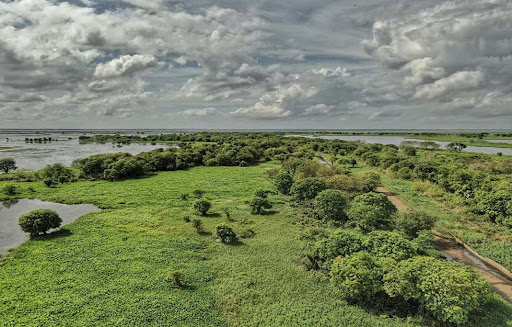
(0, 131, 174, 170)
(291, 135, 512, 156)
(0, 199, 100, 253)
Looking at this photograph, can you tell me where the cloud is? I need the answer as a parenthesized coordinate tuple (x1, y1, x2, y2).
(413, 71, 484, 100)
(181, 107, 219, 117)
(94, 55, 160, 79)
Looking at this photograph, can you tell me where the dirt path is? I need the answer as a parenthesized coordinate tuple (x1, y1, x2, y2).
(376, 186, 512, 304)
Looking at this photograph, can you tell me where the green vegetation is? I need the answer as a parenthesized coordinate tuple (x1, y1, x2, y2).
(0, 158, 16, 173)
(1, 132, 511, 326)
(18, 209, 62, 237)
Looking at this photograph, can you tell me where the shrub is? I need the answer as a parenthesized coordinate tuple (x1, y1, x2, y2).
(364, 231, 417, 261)
(397, 167, 413, 180)
(194, 200, 211, 216)
(40, 163, 74, 185)
(394, 210, 435, 239)
(401, 146, 416, 156)
(476, 190, 512, 224)
(216, 224, 237, 243)
(250, 197, 273, 215)
(330, 252, 389, 302)
(2, 184, 18, 195)
(346, 192, 396, 231)
(180, 193, 189, 200)
(314, 230, 365, 269)
(193, 189, 205, 198)
(0, 158, 16, 173)
(18, 209, 62, 237)
(254, 189, 270, 198)
(222, 207, 232, 221)
(43, 178, 54, 188)
(360, 171, 381, 191)
(274, 171, 293, 195)
(290, 177, 327, 201)
(182, 215, 191, 223)
(384, 256, 491, 324)
(165, 269, 185, 288)
(314, 189, 347, 221)
(192, 219, 203, 233)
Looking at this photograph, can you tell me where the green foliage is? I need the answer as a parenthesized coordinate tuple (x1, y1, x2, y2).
(384, 256, 491, 324)
(314, 189, 347, 221)
(165, 269, 185, 288)
(274, 171, 293, 195)
(216, 224, 237, 243)
(394, 210, 436, 239)
(193, 189, 206, 198)
(346, 192, 396, 231)
(0, 158, 16, 173)
(364, 231, 417, 261)
(40, 164, 74, 185)
(401, 146, 416, 156)
(290, 177, 327, 201)
(330, 252, 389, 302)
(194, 200, 212, 216)
(314, 230, 365, 269)
(2, 184, 18, 195)
(192, 219, 203, 233)
(18, 209, 62, 237)
(250, 197, 273, 215)
(359, 171, 381, 191)
(476, 190, 512, 225)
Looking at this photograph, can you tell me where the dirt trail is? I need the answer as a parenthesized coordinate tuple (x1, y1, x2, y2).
(376, 186, 512, 304)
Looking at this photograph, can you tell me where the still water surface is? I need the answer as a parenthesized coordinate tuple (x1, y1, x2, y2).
(0, 131, 170, 170)
(0, 198, 100, 253)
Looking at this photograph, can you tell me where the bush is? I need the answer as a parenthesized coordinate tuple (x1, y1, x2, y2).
(360, 171, 381, 191)
(2, 184, 18, 195)
(194, 200, 212, 216)
(327, 174, 365, 194)
(0, 158, 16, 173)
(346, 192, 396, 231)
(274, 171, 293, 195)
(193, 190, 205, 198)
(330, 252, 389, 302)
(18, 209, 62, 237)
(394, 210, 435, 239)
(192, 219, 203, 233)
(165, 270, 185, 288)
(40, 164, 74, 185)
(401, 146, 416, 156)
(384, 256, 491, 324)
(364, 231, 417, 261)
(476, 190, 512, 224)
(250, 197, 273, 215)
(314, 189, 347, 221)
(290, 177, 327, 201)
(216, 224, 237, 243)
(314, 230, 365, 269)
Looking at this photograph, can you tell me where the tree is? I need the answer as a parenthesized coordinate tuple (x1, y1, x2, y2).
(194, 200, 212, 216)
(346, 192, 396, 231)
(40, 163, 74, 184)
(274, 171, 293, 195)
(314, 189, 347, 221)
(384, 256, 491, 324)
(216, 224, 237, 243)
(0, 158, 16, 173)
(401, 146, 416, 156)
(446, 142, 467, 152)
(19, 209, 62, 237)
(250, 197, 273, 215)
(394, 210, 435, 239)
(192, 219, 203, 233)
(290, 177, 327, 201)
(330, 252, 390, 302)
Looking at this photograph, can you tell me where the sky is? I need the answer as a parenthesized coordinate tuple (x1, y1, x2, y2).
(1, 0, 512, 129)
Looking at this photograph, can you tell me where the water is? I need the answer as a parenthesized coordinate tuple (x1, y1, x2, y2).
(292, 135, 512, 156)
(0, 131, 173, 170)
(0, 198, 100, 253)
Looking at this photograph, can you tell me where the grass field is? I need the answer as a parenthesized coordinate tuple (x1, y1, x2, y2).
(1, 165, 512, 326)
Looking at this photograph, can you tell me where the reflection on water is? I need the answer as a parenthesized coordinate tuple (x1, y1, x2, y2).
(0, 131, 172, 170)
(0, 198, 100, 253)
(291, 135, 512, 156)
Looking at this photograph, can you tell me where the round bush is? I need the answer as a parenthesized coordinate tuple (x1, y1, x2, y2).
(19, 209, 62, 237)
(290, 177, 327, 201)
(250, 197, 273, 215)
(314, 189, 347, 221)
(216, 224, 237, 243)
(194, 200, 212, 216)
(347, 192, 396, 231)
(274, 171, 293, 195)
